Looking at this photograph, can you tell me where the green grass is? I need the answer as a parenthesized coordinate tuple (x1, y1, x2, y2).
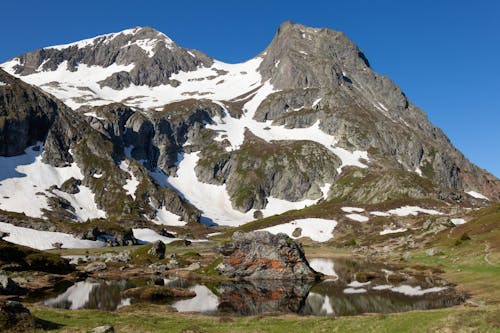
(29, 304, 500, 333)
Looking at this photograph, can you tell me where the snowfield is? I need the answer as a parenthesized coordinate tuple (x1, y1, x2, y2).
(0, 222, 104, 250)
(259, 218, 338, 242)
(386, 206, 442, 217)
(0, 144, 105, 220)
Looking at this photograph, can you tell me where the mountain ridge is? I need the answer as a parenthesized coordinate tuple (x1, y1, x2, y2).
(0, 21, 498, 228)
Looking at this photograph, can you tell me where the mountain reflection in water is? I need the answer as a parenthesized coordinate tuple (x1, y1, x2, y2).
(41, 257, 465, 316)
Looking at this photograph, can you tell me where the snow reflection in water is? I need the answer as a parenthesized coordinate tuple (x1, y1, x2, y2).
(41, 257, 464, 316)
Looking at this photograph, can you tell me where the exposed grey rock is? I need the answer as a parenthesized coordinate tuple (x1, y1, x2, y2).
(426, 249, 444, 257)
(217, 231, 320, 280)
(185, 262, 201, 271)
(84, 262, 107, 272)
(11, 27, 213, 89)
(148, 240, 166, 260)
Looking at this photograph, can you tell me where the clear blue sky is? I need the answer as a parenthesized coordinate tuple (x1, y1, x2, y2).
(1, 0, 498, 177)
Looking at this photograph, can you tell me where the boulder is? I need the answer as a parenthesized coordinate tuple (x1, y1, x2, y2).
(0, 270, 23, 295)
(84, 262, 107, 273)
(0, 301, 33, 332)
(217, 231, 320, 280)
(148, 240, 166, 260)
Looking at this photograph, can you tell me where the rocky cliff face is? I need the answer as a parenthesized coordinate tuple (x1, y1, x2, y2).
(0, 22, 498, 227)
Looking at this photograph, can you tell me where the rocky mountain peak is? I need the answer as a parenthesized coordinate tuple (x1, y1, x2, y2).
(3, 26, 213, 93)
(259, 21, 371, 90)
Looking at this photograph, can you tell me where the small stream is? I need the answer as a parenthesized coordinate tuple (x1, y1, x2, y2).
(39, 257, 465, 316)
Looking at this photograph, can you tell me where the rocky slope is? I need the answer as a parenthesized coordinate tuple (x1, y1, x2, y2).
(0, 22, 498, 231)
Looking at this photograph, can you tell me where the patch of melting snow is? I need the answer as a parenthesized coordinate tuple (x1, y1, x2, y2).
(152, 206, 185, 226)
(379, 228, 407, 235)
(450, 218, 466, 226)
(386, 206, 442, 217)
(0, 222, 104, 250)
(260, 218, 338, 242)
(466, 191, 489, 200)
(119, 160, 139, 200)
(345, 214, 369, 222)
(370, 211, 391, 217)
(341, 207, 365, 213)
(0, 144, 105, 220)
(132, 228, 181, 244)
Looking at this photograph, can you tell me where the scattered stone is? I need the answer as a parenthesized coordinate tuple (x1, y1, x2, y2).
(167, 259, 179, 270)
(217, 231, 320, 280)
(185, 262, 201, 271)
(51, 242, 63, 249)
(100, 251, 130, 263)
(402, 252, 412, 261)
(84, 262, 107, 273)
(426, 248, 444, 257)
(0, 301, 33, 332)
(0, 270, 23, 295)
(253, 210, 263, 219)
(183, 239, 192, 247)
(90, 325, 115, 333)
(148, 240, 166, 260)
(149, 263, 168, 271)
(292, 227, 302, 238)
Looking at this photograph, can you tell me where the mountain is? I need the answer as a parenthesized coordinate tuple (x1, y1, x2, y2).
(0, 22, 498, 229)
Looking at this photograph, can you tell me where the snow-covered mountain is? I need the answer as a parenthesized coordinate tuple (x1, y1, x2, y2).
(0, 22, 498, 230)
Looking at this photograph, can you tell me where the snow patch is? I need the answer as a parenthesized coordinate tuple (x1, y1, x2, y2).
(466, 191, 489, 200)
(132, 228, 181, 244)
(450, 218, 466, 226)
(345, 214, 369, 222)
(0, 144, 104, 220)
(379, 228, 407, 235)
(152, 206, 185, 226)
(0, 222, 104, 250)
(370, 211, 391, 217)
(119, 160, 139, 200)
(259, 218, 337, 242)
(387, 206, 442, 217)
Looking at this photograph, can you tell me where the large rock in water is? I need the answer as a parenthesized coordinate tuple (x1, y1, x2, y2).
(217, 231, 320, 280)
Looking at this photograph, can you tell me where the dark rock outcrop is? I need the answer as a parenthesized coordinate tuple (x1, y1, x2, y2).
(217, 231, 320, 280)
(148, 240, 166, 260)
